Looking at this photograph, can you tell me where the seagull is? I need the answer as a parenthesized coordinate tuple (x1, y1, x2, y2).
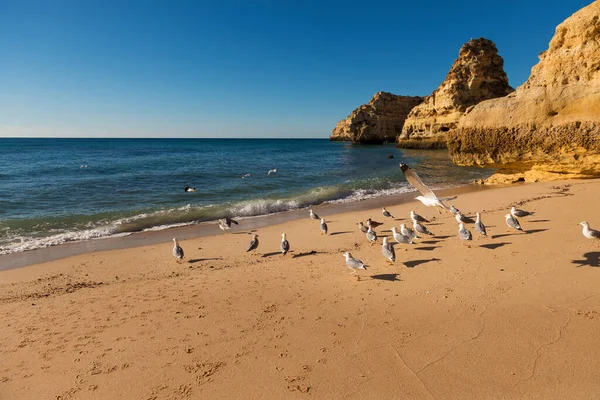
(218, 217, 239, 232)
(400, 223, 418, 240)
(320, 218, 328, 235)
(357, 222, 369, 233)
(474, 212, 487, 237)
(511, 206, 535, 218)
(241, 173, 252, 179)
(281, 233, 290, 255)
(343, 252, 368, 281)
(455, 212, 475, 224)
(382, 207, 394, 219)
(413, 220, 434, 237)
(505, 214, 523, 232)
(391, 226, 415, 248)
(247, 234, 260, 253)
(399, 163, 455, 213)
(267, 168, 277, 175)
(579, 221, 600, 241)
(366, 218, 383, 229)
(449, 205, 460, 215)
(184, 186, 196, 193)
(382, 237, 396, 264)
(458, 223, 473, 247)
(309, 209, 320, 220)
(172, 238, 184, 263)
(366, 227, 377, 244)
(410, 210, 429, 223)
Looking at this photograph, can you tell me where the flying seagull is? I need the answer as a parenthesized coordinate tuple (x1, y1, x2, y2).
(474, 212, 487, 237)
(505, 214, 523, 232)
(309, 209, 320, 220)
(320, 218, 328, 235)
(172, 238, 184, 263)
(343, 252, 368, 281)
(579, 221, 600, 241)
(218, 217, 239, 232)
(382, 207, 394, 219)
(511, 206, 535, 218)
(410, 210, 429, 223)
(281, 233, 290, 255)
(399, 163, 455, 213)
(268, 168, 277, 175)
(382, 236, 396, 264)
(247, 234, 260, 253)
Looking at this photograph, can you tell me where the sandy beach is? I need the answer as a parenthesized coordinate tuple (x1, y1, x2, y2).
(2, 179, 600, 399)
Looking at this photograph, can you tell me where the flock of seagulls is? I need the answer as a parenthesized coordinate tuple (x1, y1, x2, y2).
(171, 162, 600, 279)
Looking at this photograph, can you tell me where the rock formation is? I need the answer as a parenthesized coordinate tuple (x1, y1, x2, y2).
(448, 2, 600, 183)
(397, 38, 514, 149)
(330, 92, 424, 144)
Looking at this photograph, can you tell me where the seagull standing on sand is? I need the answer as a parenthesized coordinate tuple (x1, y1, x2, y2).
(455, 212, 475, 224)
(172, 238, 184, 263)
(399, 163, 456, 213)
(400, 223, 418, 240)
(382, 237, 396, 264)
(366, 227, 377, 244)
(343, 252, 368, 281)
(505, 214, 523, 232)
(474, 212, 487, 237)
(391, 226, 414, 248)
(358, 222, 369, 233)
(449, 205, 460, 215)
(267, 168, 277, 175)
(382, 207, 394, 219)
(320, 218, 328, 235)
(410, 210, 429, 223)
(366, 218, 383, 229)
(511, 206, 535, 218)
(579, 221, 600, 241)
(281, 233, 290, 255)
(413, 220, 434, 237)
(458, 223, 473, 247)
(309, 209, 320, 220)
(247, 234, 260, 253)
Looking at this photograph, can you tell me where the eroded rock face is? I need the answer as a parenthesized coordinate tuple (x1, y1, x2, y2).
(448, 2, 600, 182)
(330, 92, 424, 144)
(397, 38, 514, 149)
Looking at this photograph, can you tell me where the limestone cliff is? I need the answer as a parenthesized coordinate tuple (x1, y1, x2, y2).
(448, 1, 600, 183)
(330, 92, 424, 144)
(397, 38, 514, 149)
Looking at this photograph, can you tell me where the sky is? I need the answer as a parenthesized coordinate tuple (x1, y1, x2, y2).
(0, 0, 594, 138)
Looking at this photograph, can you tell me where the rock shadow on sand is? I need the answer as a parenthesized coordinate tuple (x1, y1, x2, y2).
(404, 258, 440, 268)
(572, 252, 600, 268)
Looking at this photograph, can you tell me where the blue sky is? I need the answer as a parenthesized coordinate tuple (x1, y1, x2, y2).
(0, 0, 593, 138)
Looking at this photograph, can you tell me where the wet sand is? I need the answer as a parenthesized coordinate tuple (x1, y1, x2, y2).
(1, 179, 600, 399)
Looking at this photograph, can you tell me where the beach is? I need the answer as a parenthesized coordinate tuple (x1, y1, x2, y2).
(2, 179, 600, 399)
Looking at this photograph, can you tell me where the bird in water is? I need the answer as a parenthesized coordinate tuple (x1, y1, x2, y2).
(382, 236, 396, 264)
(505, 213, 523, 232)
(511, 206, 535, 218)
(357, 222, 369, 233)
(218, 217, 239, 232)
(184, 186, 196, 193)
(579, 221, 600, 242)
(458, 223, 473, 247)
(343, 252, 368, 281)
(382, 207, 394, 219)
(247, 234, 260, 253)
(309, 209, 320, 220)
(320, 218, 328, 235)
(410, 210, 429, 223)
(474, 212, 487, 237)
(172, 238, 184, 263)
(280, 233, 290, 255)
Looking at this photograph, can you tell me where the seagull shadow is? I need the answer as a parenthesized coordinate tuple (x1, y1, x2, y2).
(188, 257, 222, 263)
(425, 222, 441, 226)
(479, 242, 511, 250)
(262, 251, 290, 258)
(530, 219, 550, 223)
(233, 230, 258, 235)
(525, 228, 549, 235)
(420, 240, 439, 245)
(492, 233, 519, 239)
(330, 231, 352, 236)
(414, 246, 439, 252)
(433, 235, 452, 240)
(370, 273, 402, 282)
(292, 250, 325, 258)
(572, 252, 600, 268)
(404, 258, 440, 268)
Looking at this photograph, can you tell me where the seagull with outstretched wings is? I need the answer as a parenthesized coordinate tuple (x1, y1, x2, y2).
(399, 163, 455, 213)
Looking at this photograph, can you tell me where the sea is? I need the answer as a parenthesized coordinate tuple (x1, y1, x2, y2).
(0, 138, 494, 255)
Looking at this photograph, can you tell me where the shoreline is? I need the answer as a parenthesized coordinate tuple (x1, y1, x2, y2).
(0, 182, 496, 271)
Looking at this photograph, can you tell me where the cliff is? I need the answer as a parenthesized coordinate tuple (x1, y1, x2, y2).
(397, 38, 514, 149)
(448, 2, 600, 183)
(330, 92, 424, 144)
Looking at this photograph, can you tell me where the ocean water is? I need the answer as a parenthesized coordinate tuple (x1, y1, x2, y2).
(0, 138, 493, 254)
